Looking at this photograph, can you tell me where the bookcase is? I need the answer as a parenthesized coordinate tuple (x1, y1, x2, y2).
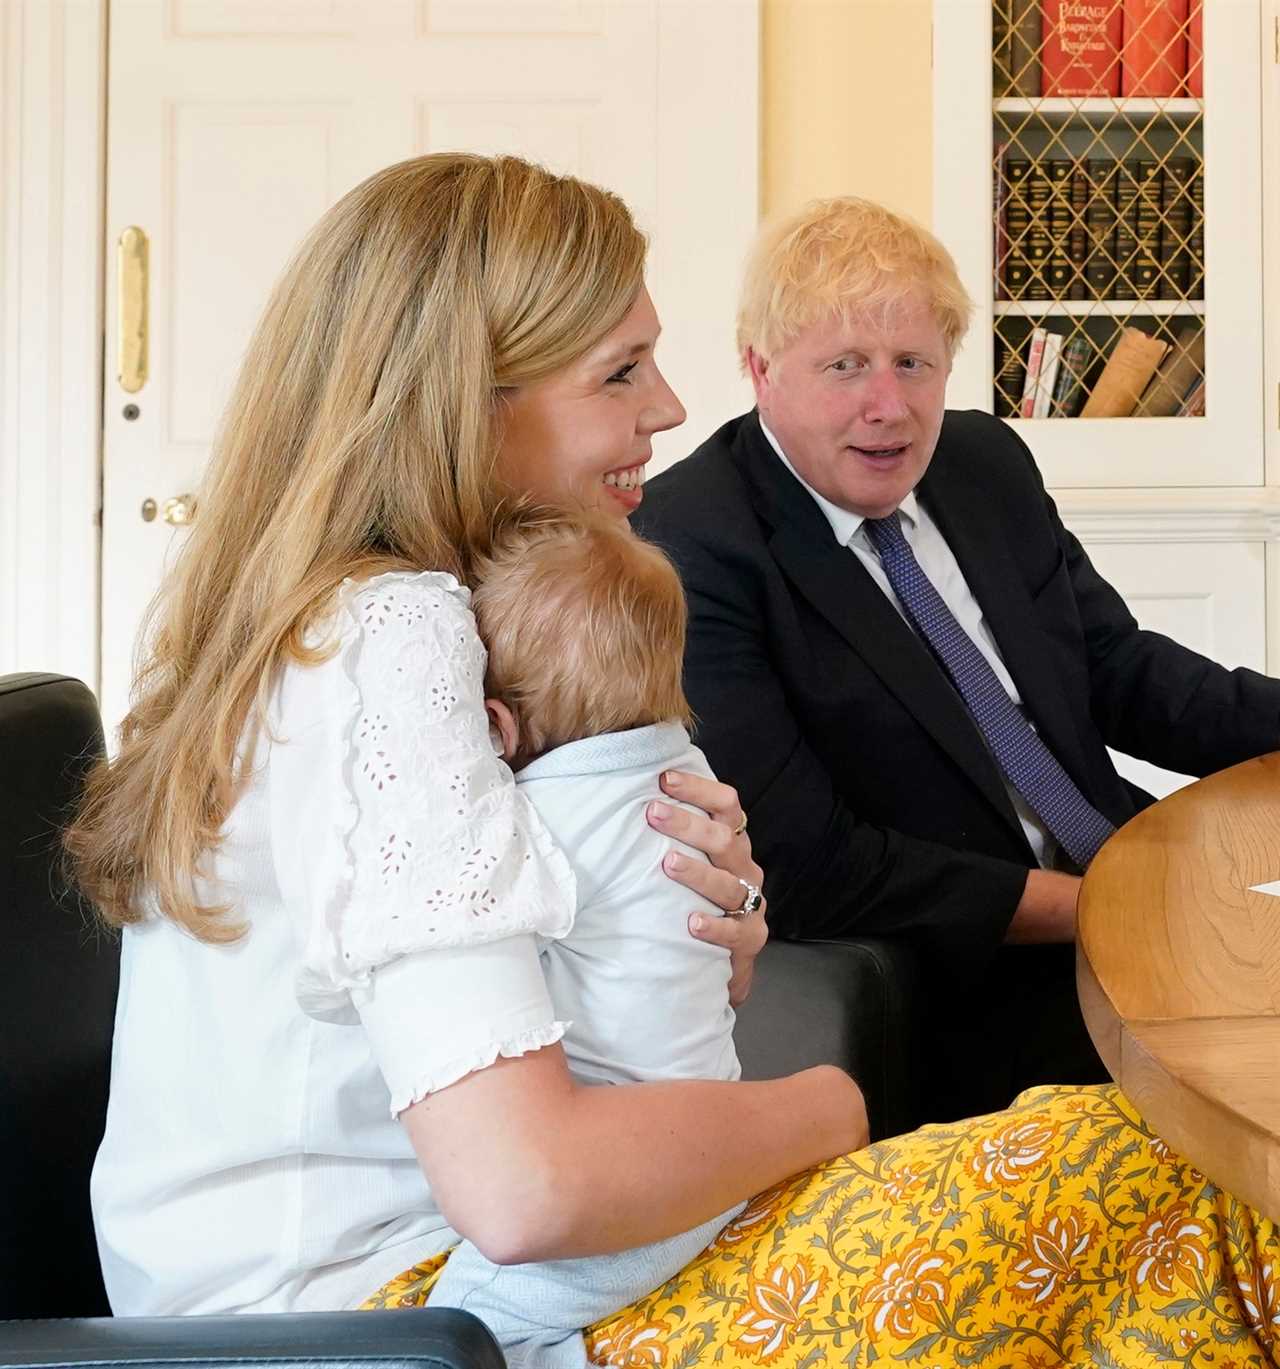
(934, 0, 1277, 796)
(935, 0, 1264, 488)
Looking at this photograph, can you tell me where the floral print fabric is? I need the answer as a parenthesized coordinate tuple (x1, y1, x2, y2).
(365, 1085, 1280, 1367)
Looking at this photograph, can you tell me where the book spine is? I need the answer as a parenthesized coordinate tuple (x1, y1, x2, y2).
(1121, 0, 1189, 97)
(1188, 164, 1204, 298)
(1026, 159, 1053, 300)
(1010, 0, 1043, 96)
(994, 0, 1014, 97)
(1079, 326, 1170, 417)
(994, 335, 1026, 418)
(1159, 156, 1194, 299)
(995, 142, 1010, 301)
(1068, 160, 1089, 300)
(1177, 375, 1206, 416)
(1084, 159, 1118, 297)
(1042, 0, 1123, 96)
(1047, 158, 1074, 299)
(1004, 158, 1033, 299)
(1052, 333, 1093, 416)
(1135, 321, 1205, 415)
(1186, 0, 1203, 97)
(1020, 326, 1048, 418)
(1111, 159, 1141, 300)
(1033, 332, 1064, 418)
(1132, 158, 1163, 300)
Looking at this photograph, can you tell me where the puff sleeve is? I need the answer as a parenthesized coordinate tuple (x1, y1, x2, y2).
(270, 571, 576, 1110)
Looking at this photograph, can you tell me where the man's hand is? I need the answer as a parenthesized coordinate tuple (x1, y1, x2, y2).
(648, 769, 768, 1006)
(1006, 869, 1082, 943)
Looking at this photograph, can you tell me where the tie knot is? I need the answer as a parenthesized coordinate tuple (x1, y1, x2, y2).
(865, 512, 907, 557)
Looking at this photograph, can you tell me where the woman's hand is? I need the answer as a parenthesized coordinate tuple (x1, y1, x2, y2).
(648, 769, 768, 1007)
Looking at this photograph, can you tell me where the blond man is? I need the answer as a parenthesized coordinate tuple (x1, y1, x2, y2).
(635, 197, 1280, 1120)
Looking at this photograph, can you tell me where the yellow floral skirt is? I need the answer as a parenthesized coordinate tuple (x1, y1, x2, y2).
(364, 1084, 1280, 1366)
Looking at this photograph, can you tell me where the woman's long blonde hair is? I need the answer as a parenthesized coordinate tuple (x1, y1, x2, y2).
(68, 153, 647, 941)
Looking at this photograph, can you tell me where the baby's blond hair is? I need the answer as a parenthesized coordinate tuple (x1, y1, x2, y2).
(471, 506, 692, 767)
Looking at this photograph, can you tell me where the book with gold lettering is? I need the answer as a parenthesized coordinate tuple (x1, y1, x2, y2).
(1132, 158, 1163, 299)
(1111, 160, 1141, 299)
(1042, 0, 1124, 97)
(1047, 158, 1075, 298)
(1003, 157, 1034, 298)
(1159, 156, 1194, 299)
(1068, 161, 1090, 300)
(1026, 160, 1053, 300)
(1083, 159, 1119, 297)
(1188, 164, 1204, 298)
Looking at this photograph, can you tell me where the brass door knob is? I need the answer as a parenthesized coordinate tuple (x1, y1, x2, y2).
(162, 494, 197, 526)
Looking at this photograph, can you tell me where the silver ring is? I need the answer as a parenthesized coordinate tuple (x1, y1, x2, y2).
(727, 877, 763, 919)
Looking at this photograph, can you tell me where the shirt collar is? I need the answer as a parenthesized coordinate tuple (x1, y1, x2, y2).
(758, 416, 918, 548)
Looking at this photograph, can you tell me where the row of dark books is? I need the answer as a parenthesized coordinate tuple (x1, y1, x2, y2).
(995, 151, 1203, 302)
(996, 0, 1203, 99)
(994, 321, 1205, 418)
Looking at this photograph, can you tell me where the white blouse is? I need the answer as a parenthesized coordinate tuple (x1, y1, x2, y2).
(92, 572, 578, 1315)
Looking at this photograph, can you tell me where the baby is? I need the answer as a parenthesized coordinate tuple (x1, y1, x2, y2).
(424, 506, 746, 1367)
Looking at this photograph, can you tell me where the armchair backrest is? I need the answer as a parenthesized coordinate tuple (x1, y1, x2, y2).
(0, 673, 117, 1317)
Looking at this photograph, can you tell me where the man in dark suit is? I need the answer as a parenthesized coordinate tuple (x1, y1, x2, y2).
(634, 197, 1280, 1120)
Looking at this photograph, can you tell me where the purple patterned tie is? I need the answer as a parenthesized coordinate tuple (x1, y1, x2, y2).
(865, 511, 1114, 868)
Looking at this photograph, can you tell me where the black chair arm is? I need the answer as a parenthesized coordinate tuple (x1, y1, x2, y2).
(733, 936, 925, 1140)
(0, 1310, 505, 1369)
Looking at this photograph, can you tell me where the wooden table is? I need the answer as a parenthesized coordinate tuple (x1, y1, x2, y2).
(1078, 752, 1280, 1222)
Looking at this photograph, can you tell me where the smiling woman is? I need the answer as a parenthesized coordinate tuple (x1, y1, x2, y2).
(67, 153, 840, 1343)
(495, 289, 686, 517)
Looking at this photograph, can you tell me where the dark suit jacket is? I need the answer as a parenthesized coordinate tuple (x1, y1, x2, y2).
(635, 409, 1280, 969)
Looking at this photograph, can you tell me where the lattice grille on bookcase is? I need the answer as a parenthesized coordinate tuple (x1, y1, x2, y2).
(990, 0, 1205, 419)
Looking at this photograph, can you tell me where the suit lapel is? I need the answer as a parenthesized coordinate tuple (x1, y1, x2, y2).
(919, 446, 1090, 784)
(737, 417, 1025, 838)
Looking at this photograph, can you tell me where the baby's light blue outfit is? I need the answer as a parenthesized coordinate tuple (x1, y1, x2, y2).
(426, 721, 745, 1368)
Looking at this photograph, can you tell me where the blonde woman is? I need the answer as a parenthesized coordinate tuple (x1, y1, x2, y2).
(74, 152, 856, 1319)
(72, 156, 1279, 1367)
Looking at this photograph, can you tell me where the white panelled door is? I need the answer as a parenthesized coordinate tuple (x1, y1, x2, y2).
(101, 0, 757, 735)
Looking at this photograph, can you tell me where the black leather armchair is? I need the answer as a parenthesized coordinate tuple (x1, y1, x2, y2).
(0, 672, 504, 1369)
(0, 670, 922, 1367)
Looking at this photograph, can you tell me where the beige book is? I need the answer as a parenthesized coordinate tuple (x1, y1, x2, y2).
(1135, 323, 1206, 416)
(1080, 328, 1170, 418)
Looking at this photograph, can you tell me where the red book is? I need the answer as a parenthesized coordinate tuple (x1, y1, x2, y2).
(1122, 0, 1189, 97)
(1186, 0, 1203, 97)
(1042, 0, 1124, 97)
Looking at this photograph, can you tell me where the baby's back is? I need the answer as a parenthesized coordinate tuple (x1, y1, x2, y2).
(515, 722, 739, 1088)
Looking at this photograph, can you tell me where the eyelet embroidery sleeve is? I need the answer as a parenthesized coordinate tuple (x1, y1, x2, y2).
(291, 571, 576, 1023)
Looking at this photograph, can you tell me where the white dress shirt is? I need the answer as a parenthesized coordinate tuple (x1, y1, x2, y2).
(759, 419, 1056, 868)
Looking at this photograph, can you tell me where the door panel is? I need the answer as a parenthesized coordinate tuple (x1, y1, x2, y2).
(101, 0, 756, 733)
